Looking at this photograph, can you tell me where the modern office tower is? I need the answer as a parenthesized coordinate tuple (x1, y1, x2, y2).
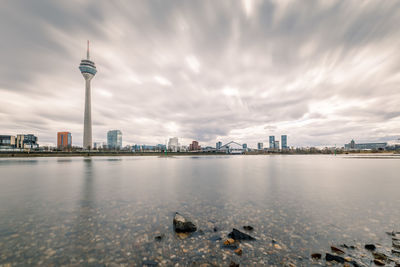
(274, 140, 280, 149)
(216, 141, 222, 150)
(281, 135, 287, 149)
(79, 41, 97, 149)
(16, 134, 38, 149)
(242, 143, 247, 149)
(168, 137, 179, 152)
(257, 142, 263, 150)
(269, 136, 275, 149)
(57, 132, 72, 149)
(107, 130, 122, 149)
(0, 135, 16, 149)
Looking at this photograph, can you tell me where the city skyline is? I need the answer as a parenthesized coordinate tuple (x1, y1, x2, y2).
(1, 1, 400, 148)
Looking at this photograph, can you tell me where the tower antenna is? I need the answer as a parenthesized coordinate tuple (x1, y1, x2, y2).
(87, 40, 90, 60)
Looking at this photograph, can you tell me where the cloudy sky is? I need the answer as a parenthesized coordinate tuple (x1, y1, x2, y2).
(1, 0, 400, 148)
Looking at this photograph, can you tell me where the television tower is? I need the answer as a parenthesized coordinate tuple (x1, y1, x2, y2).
(79, 41, 97, 149)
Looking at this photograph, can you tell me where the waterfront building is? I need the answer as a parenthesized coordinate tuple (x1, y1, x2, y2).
(344, 140, 387, 150)
(257, 142, 263, 150)
(107, 130, 122, 149)
(189, 141, 200, 151)
(269, 136, 275, 149)
(243, 143, 247, 149)
(16, 134, 38, 149)
(281, 135, 287, 149)
(57, 132, 72, 149)
(274, 140, 280, 150)
(168, 137, 179, 152)
(79, 41, 97, 149)
(0, 135, 16, 149)
(216, 141, 222, 150)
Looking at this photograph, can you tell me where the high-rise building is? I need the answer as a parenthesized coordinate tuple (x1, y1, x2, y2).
(79, 41, 97, 149)
(216, 141, 222, 150)
(16, 134, 38, 149)
(269, 136, 275, 149)
(189, 141, 200, 151)
(242, 143, 247, 149)
(281, 135, 287, 149)
(57, 132, 72, 149)
(274, 140, 280, 150)
(168, 137, 179, 152)
(107, 130, 122, 149)
(257, 142, 263, 150)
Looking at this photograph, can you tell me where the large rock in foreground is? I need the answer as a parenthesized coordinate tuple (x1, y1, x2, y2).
(173, 212, 197, 233)
(228, 228, 256, 240)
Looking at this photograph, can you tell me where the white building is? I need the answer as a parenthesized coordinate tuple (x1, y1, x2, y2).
(168, 137, 180, 152)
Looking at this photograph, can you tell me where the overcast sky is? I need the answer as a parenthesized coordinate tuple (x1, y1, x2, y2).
(1, 0, 400, 148)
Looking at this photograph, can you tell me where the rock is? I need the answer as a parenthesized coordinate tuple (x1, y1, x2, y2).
(373, 252, 387, 261)
(344, 256, 352, 262)
(344, 263, 351, 267)
(173, 212, 197, 233)
(213, 227, 218, 232)
(331, 246, 345, 254)
(365, 244, 376, 251)
(229, 261, 239, 267)
(325, 253, 345, 263)
(243, 225, 254, 231)
(234, 247, 243, 256)
(350, 260, 362, 267)
(223, 238, 239, 249)
(311, 253, 322, 259)
(154, 234, 165, 241)
(228, 228, 256, 241)
(274, 244, 282, 249)
(373, 259, 385, 266)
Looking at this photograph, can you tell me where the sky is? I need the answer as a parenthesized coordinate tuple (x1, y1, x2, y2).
(1, 0, 400, 148)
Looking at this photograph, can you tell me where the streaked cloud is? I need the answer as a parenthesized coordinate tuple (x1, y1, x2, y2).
(0, 0, 399, 147)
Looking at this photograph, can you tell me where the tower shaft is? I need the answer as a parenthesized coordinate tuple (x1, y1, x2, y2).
(83, 78, 92, 149)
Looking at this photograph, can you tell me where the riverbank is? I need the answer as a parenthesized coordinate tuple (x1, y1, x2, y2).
(0, 150, 398, 158)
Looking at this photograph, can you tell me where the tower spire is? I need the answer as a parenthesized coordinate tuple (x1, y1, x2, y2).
(87, 40, 90, 60)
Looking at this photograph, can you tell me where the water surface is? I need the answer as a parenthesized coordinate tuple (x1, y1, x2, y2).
(0, 155, 399, 266)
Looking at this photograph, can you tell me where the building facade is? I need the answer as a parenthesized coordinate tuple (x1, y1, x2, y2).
(0, 135, 16, 149)
(189, 141, 200, 151)
(107, 130, 122, 149)
(168, 137, 179, 152)
(281, 135, 287, 149)
(16, 134, 38, 149)
(274, 140, 280, 150)
(57, 132, 72, 149)
(344, 140, 387, 150)
(257, 142, 263, 150)
(216, 141, 222, 150)
(269, 136, 275, 149)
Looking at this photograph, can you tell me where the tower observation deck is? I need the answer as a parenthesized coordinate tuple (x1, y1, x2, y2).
(79, 41, 97, 149)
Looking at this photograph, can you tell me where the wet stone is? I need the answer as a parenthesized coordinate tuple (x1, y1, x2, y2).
(229, 261, 239, 267)
(373, 252, 388, 261)
(228, 228, 255, 241)
(325, 253, 345, 263)
(373, 259, 385, 266)
(331, 246, 345, 254)
(365, 244, 376, 251)
(243, 226, 254, 231)
(173, 212, 197, 233)
(234, 247, 243, 256)
(311, 253, 322, 259)
(154, 234, 165, 241)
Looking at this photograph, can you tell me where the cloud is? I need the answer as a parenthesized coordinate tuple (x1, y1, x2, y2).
(0, 0, 400, 148)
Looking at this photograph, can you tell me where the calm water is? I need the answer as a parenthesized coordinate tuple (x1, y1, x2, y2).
(0, 155, 399, 266)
